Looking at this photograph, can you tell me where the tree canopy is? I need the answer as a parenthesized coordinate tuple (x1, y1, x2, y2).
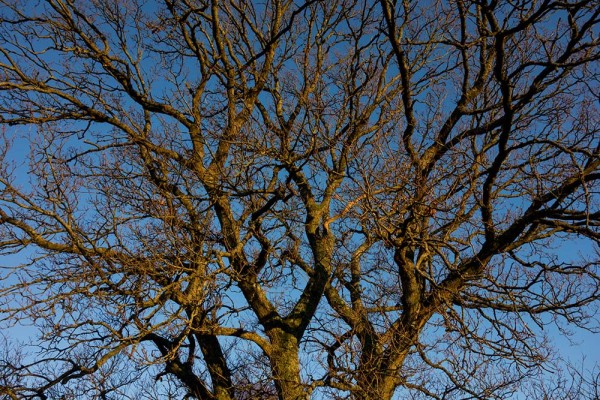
(0, 0, 599, 399)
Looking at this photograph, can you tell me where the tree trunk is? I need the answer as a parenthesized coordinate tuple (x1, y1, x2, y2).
(352, 367, 402, 400)
(353, 335, 416, 400)
(269, 329, 305, 400)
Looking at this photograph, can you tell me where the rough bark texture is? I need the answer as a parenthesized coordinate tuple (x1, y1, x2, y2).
(269, 331, 304, 400)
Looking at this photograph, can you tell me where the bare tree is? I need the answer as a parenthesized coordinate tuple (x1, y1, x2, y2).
(0, 0, 599, 399)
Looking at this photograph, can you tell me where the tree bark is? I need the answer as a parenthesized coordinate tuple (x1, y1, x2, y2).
(269, 329, 305, 400)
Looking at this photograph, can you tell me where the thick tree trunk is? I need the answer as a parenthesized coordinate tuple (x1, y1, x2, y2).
(353, 366, 403, 400)
(196, 334, 234, 400)
(269, 329, 305, 400)
(353, 326, 418, 400)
